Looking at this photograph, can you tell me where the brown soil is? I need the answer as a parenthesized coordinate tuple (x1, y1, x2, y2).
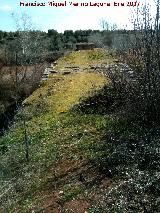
(63, 199, 90, 213)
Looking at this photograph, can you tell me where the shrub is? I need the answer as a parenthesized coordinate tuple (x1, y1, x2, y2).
(104, 2, 160, 124)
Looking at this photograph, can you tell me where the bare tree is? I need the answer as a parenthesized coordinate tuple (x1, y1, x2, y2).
(106, 0, 160, 123)
(100, 18, 118, 31)
(100, 18, 110, 31)
(11, 12, 46, 83)
(10, 12, 47, 161)
(89, 19, 118, 49)
(8, 12, 46, 93)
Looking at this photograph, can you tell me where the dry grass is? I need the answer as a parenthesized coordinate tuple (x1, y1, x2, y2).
(24, 49, 109, 114)
(0, 49, 115, 212)
(54, 48, 115, 70)
(25, 72, 106, 114)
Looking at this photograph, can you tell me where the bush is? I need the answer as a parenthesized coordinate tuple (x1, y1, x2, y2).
(104, 3, 160, 124)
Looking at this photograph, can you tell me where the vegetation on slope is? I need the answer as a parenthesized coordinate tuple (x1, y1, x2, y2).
(54, 48, 114, 70)
(1, 48, 159, 213)
(0, 49, 115, 212)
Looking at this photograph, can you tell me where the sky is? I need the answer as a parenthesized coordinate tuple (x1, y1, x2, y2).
(0, 0, 157, 32)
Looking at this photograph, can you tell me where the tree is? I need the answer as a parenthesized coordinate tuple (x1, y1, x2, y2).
(10, 12, 47, 88)
(98, 19, 119, 48)
(10, 12, 47, 161)
(12, 13, 46, 65)
(48, 29, 64, 51)
(64, 30, 76, 49)
(100, 18, 118, 31)
(106, 0, 160, 123)
(88, 32, 104, 48)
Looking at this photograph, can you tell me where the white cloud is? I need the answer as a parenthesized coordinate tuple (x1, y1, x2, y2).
(49, 0, 157, 32)
(0, 5, 12, 12)
(45, 3, 133, 32)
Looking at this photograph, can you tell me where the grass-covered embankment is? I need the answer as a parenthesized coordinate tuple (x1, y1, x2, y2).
(1, 49, 159, 213)
(0, 49, 117, 212)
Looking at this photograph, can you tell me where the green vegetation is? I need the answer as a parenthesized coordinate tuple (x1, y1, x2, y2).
(0, 26, 120, 119)
(1, 42, 160, 212)
(0, 49, 114, 212)
(1, 3, 160, 210)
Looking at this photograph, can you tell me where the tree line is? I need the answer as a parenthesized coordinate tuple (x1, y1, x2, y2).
(0, 28, 130, 66)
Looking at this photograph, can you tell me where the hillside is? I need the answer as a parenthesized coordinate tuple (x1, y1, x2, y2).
(1, 48, 160, 213)
(0, 49, 117, 212)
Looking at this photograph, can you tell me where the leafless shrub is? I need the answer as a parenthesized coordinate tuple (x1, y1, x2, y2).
(105, 1, 160, 123)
